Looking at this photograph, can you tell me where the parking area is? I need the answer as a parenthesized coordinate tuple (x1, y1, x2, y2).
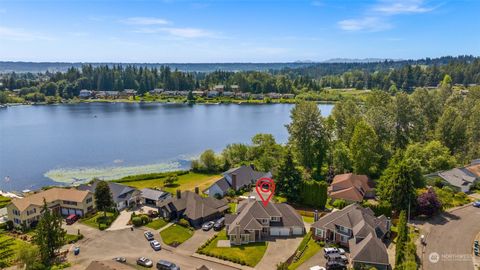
(65, 225, 238, 270)
(256, 237, 304, 270)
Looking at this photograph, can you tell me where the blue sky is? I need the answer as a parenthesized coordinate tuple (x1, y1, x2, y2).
(0, 0, 479, 62)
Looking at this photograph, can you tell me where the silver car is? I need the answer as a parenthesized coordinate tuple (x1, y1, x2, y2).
(150, 240, 161, 251)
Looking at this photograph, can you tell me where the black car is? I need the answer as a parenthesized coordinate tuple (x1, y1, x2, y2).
(213, 217, 225, 231)
(156, 260, 180, 270)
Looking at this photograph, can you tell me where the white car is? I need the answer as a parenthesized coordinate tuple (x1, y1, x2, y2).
(323, 247, 339, 258)
(150, 240, 161, 251)
(310, 266, 326, 270)
(337, 248, 346, 255)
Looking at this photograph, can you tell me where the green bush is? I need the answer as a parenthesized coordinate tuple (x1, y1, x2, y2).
(132, 217, 143, 227)
(300, 180, 328, 209)
(140, 215, 150, 225)
(177, 218, 190, 228)
(99, 223, 107, 230)
(332, 199, 348, 209)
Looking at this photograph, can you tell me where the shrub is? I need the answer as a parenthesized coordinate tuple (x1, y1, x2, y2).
(332, 199, 348, 209)
(177, 218, 190, 228)
(132, 217, 143, 227)
(98, 223, 107, 230)
(140, 215, 150, 225)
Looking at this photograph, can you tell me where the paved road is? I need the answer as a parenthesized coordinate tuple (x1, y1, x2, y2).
(255, 237, 304, 270)
(422, 205, 480, 270)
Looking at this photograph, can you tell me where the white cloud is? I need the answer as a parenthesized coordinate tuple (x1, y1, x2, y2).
(0, 26, 53, 41)
(338, 17, 391, 32)
(373, 0, 434, 15)
(122, 17, 170, 25)
(159, 27, 215, 38)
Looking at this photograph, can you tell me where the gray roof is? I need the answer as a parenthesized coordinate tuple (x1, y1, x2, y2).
(312, 204, 389, 239)
(227, 200, 304, 235)
(211, 165, 271, 193)
(438, 168, 477, 192)
(77, 180, 138, 204)
(140, 188, 169, 201)
(158, 191, 229, 220)
(349, 233, 389, 265)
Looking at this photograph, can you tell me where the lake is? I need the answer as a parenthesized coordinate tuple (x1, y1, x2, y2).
(0, 103, 333, 191)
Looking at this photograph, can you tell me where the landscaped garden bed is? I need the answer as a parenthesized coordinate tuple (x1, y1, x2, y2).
(80, 211, 118, 230)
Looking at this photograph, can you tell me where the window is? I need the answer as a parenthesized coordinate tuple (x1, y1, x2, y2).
(13, 209, 20, 215)
(338, 225, 351, 235)
(241, 234, 249, 243)
(316, 228, 324, 238)
(86, 197, 92, 204)
(340, 234, 349, 243)
(63, 200, 77, 206)
(14, 218, 21, 224)
(271, 216, 281, 222)
(26, 208, 37, 215)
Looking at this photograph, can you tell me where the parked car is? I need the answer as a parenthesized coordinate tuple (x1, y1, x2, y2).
(326, 261, 346, 270)
(337, 248, 346, 255)
(202, 221, 215, 231)
(323, 247, 339, 258)
(65, 214, 78, 225)
(213, 217, 225, 231)
(156, 260, 180, 270)
(326, 253, 348, 264)
(473, 201, 480, 208)
(114, 257, 126, 263)
(150, 240, 161, 251)
(144, 231, 154, 241)
(137, 257, 153, 268)
(310, 266, 326, 270)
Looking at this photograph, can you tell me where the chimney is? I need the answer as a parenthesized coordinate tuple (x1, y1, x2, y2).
(232, 173, 237, 190)
(176, 190, 181, 199)
(195, 186, 199, 194)
(250, 164, 255, 171)
(314, 210, 319, 222)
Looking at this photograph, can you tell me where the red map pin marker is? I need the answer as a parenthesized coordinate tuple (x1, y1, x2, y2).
(255, 177, 275, 206)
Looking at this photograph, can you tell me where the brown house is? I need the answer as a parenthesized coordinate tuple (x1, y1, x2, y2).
(328, 173, 375, 202)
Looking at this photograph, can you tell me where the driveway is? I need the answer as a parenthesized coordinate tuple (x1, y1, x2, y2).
(418, 205, 480, 270)
(107, 210, 132, 231)
(66, 226, 238, 270)
(296, 250, 327, 270)
(255, 237, 303, 270)
(175, 229, 218, 255)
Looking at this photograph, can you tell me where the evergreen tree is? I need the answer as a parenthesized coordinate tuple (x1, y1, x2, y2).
(33, 200, 66, 266)
(94, 180, 114, 218)
(349, 120, 382, 176)
(276, 149, 302, 202)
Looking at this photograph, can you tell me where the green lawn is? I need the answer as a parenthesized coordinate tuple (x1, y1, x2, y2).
(228, 203, 237, 213)
(120, 172, 221, 194)
(160, 224, 194, 246)
(80, 211, 117, 230)
(0, 195, 11, 208)
(288, 232, 323, 270)
(0, 233, 25, 268)
(65, 233, 83, 244)
(302, 215, 314, 224)
(198, 231, 268, 267)
(145, 218, 168, 230)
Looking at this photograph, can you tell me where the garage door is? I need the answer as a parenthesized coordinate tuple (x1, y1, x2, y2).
(270, 227, 290, 236)
(61, 208, 69, 216)
(68, 209, 76, 215)
(292, 227, 304, 235)
(75, 209, 83, 217)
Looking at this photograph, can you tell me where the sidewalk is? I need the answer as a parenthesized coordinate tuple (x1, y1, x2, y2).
(106, 210, 132, 231)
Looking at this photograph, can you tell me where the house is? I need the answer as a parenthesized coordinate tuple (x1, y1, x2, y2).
(192, 90, 205, 97)
(311, 204, 390, 270)
(267, 92, 282, 99)
(251, 94, 264, 100)
(105, 91, 119, 99)
(235, 92, 250, 99)
(177, 91, 189, 96)
(94, 91, 107, 99)
(213, 85, 225, 92)
(78, 180, 141, 211)
(437, 161, 480, 193)
(162, 90, 177, 96)
(157, 189, 229, 227)
(119, 89, 137, 98)
(282, 93, 295, 99)
(328, 173, 375, 202)
(204, 165, 271, 198)
(149, 88, 164, 95)
(225, 199, 305, 245)
(222, 91, 235, 97)
(79, 89, 93, 99)
(140, 188, 171, 206)
(230, 85, 240, 92)
(7, 188, 94, 228)
(207, 90, 219, 98)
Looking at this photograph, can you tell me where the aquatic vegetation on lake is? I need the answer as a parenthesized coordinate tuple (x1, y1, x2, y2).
(44, 162, 182, 184)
